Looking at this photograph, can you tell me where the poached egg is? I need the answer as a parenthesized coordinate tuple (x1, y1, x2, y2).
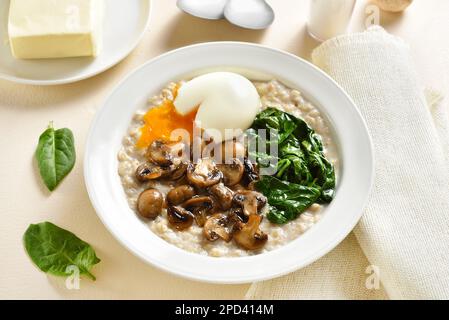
(174, 72, 261, 143)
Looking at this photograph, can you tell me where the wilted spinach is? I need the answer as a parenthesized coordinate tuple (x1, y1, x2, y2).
(35, 123, 76, 191)
(249, 108, 336, 224)
(256, 176, 321, 224)
(23, 222, 100, 280)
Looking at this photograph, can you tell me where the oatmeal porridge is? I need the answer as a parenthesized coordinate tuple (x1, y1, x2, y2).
(117, 76, 338, 257)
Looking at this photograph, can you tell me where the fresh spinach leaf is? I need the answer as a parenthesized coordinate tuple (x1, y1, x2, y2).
(23, 222, 100, 280)
(35, 123, 76, 191)
(249, 107, 336, 223)
(256, 176, 321, 224)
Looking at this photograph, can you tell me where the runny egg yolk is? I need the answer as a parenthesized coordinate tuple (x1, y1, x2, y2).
(136, 92, 197, 149)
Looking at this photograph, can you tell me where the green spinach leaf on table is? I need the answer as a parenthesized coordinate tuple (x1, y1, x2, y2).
(23, 222, 100, 280)
(35, 123, 76, 191)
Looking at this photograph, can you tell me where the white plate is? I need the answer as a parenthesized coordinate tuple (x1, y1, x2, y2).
(0, 0, 151, 85)
(84, 42, 374, 284)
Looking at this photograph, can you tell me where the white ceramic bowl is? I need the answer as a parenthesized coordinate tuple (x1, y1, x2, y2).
(84, 42, 373, 284)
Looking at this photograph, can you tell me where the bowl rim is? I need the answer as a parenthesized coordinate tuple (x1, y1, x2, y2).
(84, 41, 374, 284)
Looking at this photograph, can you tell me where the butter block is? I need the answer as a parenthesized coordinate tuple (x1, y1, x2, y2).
(8, 0, 103, 59)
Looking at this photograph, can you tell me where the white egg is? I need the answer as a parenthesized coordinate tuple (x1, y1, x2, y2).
(174, 72, 261, 143)
(176, 0, 227, 20)
(224, 0, 274, 30)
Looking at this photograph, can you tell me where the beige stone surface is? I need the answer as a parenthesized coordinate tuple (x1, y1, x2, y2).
(0, 0, 447, 299)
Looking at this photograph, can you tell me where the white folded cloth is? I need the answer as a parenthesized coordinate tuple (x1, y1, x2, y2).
(247, 27, 449, 300)
(246, 233, 388, 299)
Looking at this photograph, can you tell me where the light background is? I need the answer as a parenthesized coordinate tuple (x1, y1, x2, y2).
(1, 0, 448, 299)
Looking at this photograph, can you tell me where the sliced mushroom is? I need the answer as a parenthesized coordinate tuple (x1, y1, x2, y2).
(187, 158, 222, 188)
(208, 183, 234, 210)
(217, 158, 244, 186)
(136, 189, 164, 219)
(147, 139, 186, 166)
(203, 213, 232, 242)
(168, 162, 188, 180)
(228, 207, 248, 223)
(167, 185, 196, 206)
(172, 173, 189, 186)
(247, 180, 257, 191)
(232, 190, 267, 216)
(242, 158, 259, 185)
(230, 184, 245, 192)
(167, 206, 194, 230)
(182, 196, 216, 227)
(233, 214, 268, 250)
(135, 163, 168, 182)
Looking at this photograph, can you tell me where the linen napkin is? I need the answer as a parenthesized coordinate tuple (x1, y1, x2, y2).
(247, 26, 449, 300)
